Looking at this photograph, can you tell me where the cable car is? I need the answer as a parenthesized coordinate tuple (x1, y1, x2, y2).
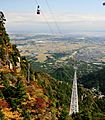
(103, 2, 105, 6)
(37, 5, 40, 14)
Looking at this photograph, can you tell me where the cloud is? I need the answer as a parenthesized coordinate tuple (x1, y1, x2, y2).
(4, 11, 105, 33)
(5, 11, 105, 23)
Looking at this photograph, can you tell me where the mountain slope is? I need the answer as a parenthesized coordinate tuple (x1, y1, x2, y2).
(79, 67, 105, 95)
(0, 14, 105, 120)
(0, 18, 71, 119)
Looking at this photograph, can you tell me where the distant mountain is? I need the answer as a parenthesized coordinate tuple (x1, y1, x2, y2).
(10, 33, 105, 44)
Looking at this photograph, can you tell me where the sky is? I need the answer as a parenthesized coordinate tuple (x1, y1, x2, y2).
(1, 0, 105, 34)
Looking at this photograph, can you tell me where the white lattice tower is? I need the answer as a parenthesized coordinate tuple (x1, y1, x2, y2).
(69, 67, 79, 115)
(27, 62, 30, 83)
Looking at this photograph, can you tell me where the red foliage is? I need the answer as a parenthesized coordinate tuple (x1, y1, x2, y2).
(35, 98, 45, 103)
(0, 99, 9, 108)
(47, 99, 51, 104)
(35, 98, 46, 109)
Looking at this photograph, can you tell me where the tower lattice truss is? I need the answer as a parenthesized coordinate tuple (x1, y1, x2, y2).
(69, 69, 79, 115)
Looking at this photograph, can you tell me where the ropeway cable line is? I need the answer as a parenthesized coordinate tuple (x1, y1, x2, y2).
(34, 0, 55, 35)
(44, 0, 62, 35)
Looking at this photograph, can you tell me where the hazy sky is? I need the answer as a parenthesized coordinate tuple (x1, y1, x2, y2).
(1, 0, 105, 34)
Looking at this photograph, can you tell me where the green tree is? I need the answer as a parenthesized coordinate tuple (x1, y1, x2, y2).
(0, 110, 5, 120)
(15, 79, 27, 100)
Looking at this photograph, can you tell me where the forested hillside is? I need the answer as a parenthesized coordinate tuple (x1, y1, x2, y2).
(0, 17, 105, 120)
(79, 67, 105, 95)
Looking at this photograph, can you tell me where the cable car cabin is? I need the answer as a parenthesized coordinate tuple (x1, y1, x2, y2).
(37, 5, 40, 14)
(37, 10, 40, 14)
(103, 2, 105, 6)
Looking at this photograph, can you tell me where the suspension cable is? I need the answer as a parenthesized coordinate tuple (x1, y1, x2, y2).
(45, 0, 62, 34)
(34, 0, 55, 35)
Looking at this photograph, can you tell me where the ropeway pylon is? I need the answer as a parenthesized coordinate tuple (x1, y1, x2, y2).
(27, 62, 30, 83)
(69, 67, 79, 115)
